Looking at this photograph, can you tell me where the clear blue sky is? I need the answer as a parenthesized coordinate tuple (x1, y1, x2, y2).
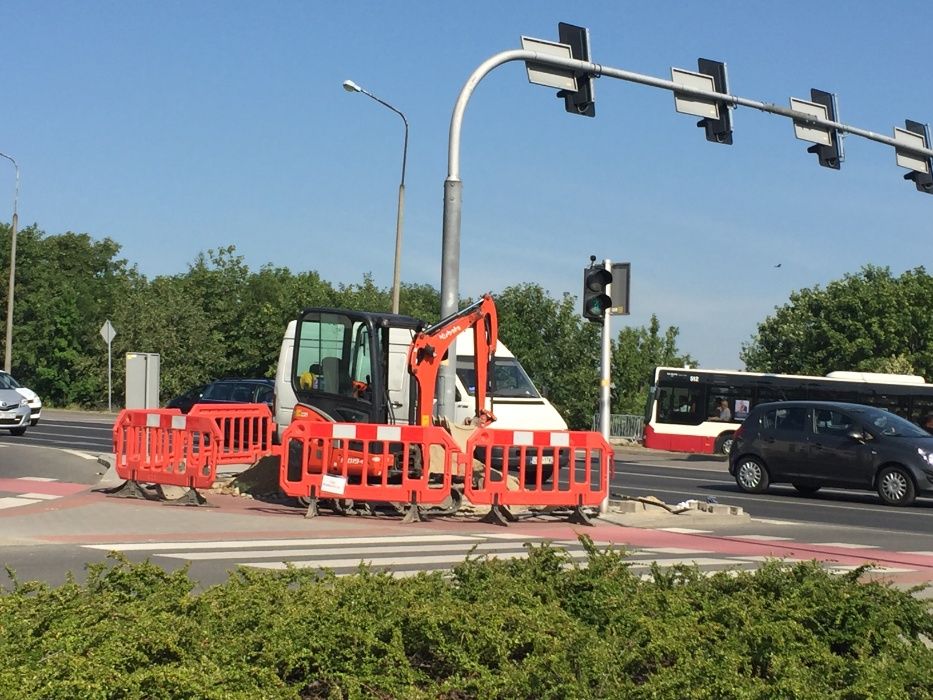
(3, 1, 931, 369)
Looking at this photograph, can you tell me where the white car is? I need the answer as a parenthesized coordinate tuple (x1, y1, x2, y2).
(0, 371, 41, 426)
(0, 388, 30, 435)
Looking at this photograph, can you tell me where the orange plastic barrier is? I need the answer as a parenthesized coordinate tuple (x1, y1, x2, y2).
(279, 420, 461, 518)
(464, 428, 612, 512)
(112, 409, 222, 490)
(188, 403, 275, 465)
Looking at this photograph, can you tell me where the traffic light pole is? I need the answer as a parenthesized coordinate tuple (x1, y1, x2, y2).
(599, 259, 612, 514)
(438, 47, 933, 419)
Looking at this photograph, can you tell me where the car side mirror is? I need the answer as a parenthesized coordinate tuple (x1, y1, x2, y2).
(846, 427, 866, 442)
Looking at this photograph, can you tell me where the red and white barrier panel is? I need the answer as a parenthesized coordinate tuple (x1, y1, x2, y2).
(188, 403, 275, 465)
(112, 409, 221, 490)
(278, 420, 461, 508)
(464, 428, 612, 508)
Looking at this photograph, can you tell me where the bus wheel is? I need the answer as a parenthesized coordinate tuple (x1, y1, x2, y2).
(714, 433, 735, 456)
(735, 457, 769, 493)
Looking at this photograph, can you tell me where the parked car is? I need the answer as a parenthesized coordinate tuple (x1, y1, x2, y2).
(0, 371, 41, 426)
(729, 400, 933, 506)
(166, 378, 274, 414)
(0, 388, 32, 435)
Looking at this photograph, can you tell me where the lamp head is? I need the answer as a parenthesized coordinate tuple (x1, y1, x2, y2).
(342, 80, 362, 93)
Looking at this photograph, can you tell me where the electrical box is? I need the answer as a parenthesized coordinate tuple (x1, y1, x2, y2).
(125, 352, 160, 409)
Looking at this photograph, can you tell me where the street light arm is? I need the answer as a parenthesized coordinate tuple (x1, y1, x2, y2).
(357, 89, 409, 186)
(0, 153, 19, 216)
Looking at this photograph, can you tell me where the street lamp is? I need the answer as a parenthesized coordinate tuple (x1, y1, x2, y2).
(342, 79, 408, 314)
(0, 153, 18, 374)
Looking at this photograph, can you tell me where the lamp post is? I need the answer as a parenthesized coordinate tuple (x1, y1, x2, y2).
(342, 79, 408, 314)
(0, 153, 18, 374)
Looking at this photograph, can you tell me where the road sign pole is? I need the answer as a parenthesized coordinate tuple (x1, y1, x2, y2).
(100, 320, 116, 413)
(599, 259, 612, 514)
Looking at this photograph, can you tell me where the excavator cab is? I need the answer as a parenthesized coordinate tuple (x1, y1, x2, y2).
(290, 309, 423, 424)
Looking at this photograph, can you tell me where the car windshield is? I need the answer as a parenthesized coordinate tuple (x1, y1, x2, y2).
(0, 373, 21, 390)
(857, 407, 931, 437)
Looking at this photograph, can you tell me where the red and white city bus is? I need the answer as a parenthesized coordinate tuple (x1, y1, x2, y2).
(643, 366, 933, 455)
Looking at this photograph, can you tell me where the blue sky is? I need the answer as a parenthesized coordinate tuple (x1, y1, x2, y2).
(3, 1, 931, 369)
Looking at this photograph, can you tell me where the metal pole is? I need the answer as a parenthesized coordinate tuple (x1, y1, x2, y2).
(343, 81, 408, 314)
(107, 341, 112, 413)
(599, 259, 612, 514)
(0, 153, 19, 374)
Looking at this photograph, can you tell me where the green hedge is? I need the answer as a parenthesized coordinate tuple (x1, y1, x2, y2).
(1, 539, 931, 699)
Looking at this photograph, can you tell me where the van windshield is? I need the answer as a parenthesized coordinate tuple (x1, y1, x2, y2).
(456, 356, 540, 399)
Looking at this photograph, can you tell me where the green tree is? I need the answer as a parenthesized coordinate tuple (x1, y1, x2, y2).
(611, 315, 694, 415)
(741, 265, 933, 380)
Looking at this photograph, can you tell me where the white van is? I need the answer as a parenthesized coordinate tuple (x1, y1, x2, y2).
(274, 322, 567, 439)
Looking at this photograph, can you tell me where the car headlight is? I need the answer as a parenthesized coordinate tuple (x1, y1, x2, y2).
(19, 398, 28, 407)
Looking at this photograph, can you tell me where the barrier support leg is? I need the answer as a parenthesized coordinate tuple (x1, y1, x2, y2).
(401, 494, 425, 524)
(101, 480, 156, 501)
(480, 496, 517, 527)
(566, 506, 595, 526)
(304, 488, 320, 519)
(157, 485, 208, 507)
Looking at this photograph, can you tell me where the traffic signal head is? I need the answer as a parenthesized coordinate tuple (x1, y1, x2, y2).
(557, 22, 595, 117)
(805, 89, 843, 169)
(901, 120, 933, 194)
(696, 58, 732, 145)
(582, 265, 612, 322)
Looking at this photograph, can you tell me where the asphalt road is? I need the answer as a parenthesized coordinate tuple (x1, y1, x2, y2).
(0, 410, 114, 454)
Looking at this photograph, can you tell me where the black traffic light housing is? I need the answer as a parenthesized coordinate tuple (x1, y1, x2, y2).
(806, 89, 843, 170)
(696, 58, 732, 145)
(902, 120, 933, 194)
(557, 22, 595, 117)
(582, 262, 612, 323)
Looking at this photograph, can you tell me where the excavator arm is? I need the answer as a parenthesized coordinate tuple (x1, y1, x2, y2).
(407, 293, 498, 427)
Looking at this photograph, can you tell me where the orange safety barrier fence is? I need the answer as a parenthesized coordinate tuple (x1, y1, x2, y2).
(188, 403, 275, 465)
(279, 420, 462, 521)
(464, 428, 613, 524)
(112, 409, 222, 492)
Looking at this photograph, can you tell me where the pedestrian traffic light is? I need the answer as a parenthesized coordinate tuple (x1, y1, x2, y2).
(582, 263, 612, 322)
(696, 58, 732, 145)
(806, 89, 843, 169)
(899, 120, 933, 194)
(556, 22, 595, 117)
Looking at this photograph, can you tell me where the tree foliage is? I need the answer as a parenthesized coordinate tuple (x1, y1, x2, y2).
(741, 265, 933, 380)
(0, 224, 688, 424)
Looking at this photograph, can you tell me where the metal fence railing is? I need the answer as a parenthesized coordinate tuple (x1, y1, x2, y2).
(591, 414, 644, 442)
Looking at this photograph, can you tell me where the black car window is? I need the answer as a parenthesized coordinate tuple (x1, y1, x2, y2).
(231, 384, 253, 402)
(203, 382, 235, 401)
(813, 409, 853, 435)
(764, 407, 808, 434)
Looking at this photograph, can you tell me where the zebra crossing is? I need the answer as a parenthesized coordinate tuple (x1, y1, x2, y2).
(0, 476, 87, 510)
(81, 533, 830, 579)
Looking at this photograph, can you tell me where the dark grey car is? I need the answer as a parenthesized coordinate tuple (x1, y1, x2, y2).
(729, 401, 933, 506)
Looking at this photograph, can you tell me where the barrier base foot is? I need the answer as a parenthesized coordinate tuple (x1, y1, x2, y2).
(158, 485, 209, 506)
(401, 499, 425, 524)
(101, 480, 156, 501)
(304, 497, 320, 518)
(480, 504, 517, 527)
(566, 506, 595, 526)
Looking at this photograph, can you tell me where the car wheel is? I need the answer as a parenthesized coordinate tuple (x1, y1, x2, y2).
(792, 483, 821, 495)
(30, 419, 38, 426)
(876, 466, 916, 506)
(734, 456, 769, 493)
(9, 426, 26, 436)
(714, 433, 735, 456)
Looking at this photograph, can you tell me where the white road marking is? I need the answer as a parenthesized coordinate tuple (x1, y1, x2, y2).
(15, 476, 57, 482)
(810, 542, 879, 549)
(657, 527, 711, 534)
(246, 549, 591, 570)
(0, 497, 43, 509)
(61, 449, 98, 460)
(83, 534, 490, 552)
(163, 542, 531, 561)
(17, 492, 60, 500)
(640, 547, 713, 555)
(627, 557, 741, 568)
(734, 535, 794, 541)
